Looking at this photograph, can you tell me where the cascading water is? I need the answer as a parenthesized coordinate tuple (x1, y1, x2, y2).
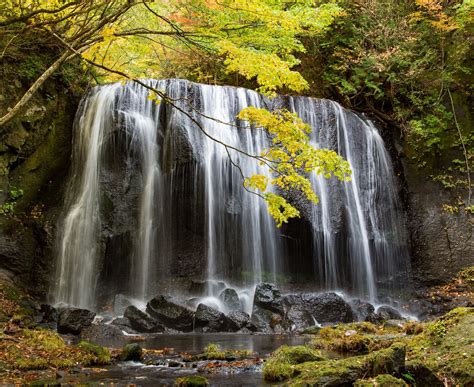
(52, 79, 410, 311)
(289, 98, 409, 302)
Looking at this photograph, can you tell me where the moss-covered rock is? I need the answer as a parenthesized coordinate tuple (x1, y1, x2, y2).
(0, 328, 107, 370)
(290, 343, 406, 386)
(121, 343, 143, 361)
(354, 374, 408, 386)
(404, 307, 474, 385)
(276, 307, 473, 385)
(263, 345, 327, 381)
(312, 322, 397, 354)
(174, 376, 209, 386)
(76, 341, 111, 365)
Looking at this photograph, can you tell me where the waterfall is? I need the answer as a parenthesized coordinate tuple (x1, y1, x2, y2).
(52, 79, 410, 310)
(289, 98, 409, 301)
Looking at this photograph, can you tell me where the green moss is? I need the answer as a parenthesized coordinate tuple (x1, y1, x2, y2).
(404, 307, 474, 385)
(29, 380, 60, 387)
(458, 266, 474, 285)
(121, 343, 143, 361)
(291, 343, 405, 386)
(23, 329, 67, 351)
(403, 321, 423, 335)
(77, 341, 111, 365)
(263, 345, 326, 381)
(1, 328, 80, 370)
(313, 323, 394, 354)
(366, 343, 406, 376)
(174, 376, 209, 386)
(0, 284, 21, 301)
(354, 374, 408, 386)
(203, 343, 226, 360)
(293, 356, 366, 386)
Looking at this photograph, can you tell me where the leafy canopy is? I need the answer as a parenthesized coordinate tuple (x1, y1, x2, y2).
(0, 0, 350, 225)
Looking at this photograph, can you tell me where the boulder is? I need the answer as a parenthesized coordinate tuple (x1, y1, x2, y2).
(124, 305, 164, 333)
(253, 283, 283, 314)
(194, 303, 230, 332)
(250, 305, 277, 333)
(302, 292, 355, 323)
(121, 343, 143, 361)
(291, 343, 406, 385)
(146, 295, 194, 332)
(57, 307, 96, 335)
(350, 299, 375, 321)
(284, 305, 315, 332)
(365, 312, 384, 324)
(404, 362, 443, 387)
(377, 306, 402, 320)
(110, 316, 136, 333)
(226, 310, 250, 331)
(219, 288, 240, 311)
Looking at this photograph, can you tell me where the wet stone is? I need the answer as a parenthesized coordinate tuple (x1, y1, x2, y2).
(219, 288, 240, 311)
(124, 305, 164, 333)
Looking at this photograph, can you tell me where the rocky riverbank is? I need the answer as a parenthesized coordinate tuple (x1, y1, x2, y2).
(0, 267, 472, 385)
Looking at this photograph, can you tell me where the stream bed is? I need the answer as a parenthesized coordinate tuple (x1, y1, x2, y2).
(62, 334, 311, 386)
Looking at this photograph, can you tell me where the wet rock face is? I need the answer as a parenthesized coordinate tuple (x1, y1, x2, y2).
(57, 307, 96, 335)
(124, 305, 164, 333)
(146, 295, 194, 332)
(0, 72, 78, 299)
(253, 283, 283, 315)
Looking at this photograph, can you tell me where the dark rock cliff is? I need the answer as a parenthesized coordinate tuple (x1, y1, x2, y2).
(0, 71, 80, 298)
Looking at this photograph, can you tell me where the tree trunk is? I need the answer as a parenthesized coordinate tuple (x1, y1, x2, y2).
(0, 50, 73, 128)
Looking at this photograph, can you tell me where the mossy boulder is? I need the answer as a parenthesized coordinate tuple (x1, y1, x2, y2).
(263, 345, 327, 381)
(0, 328, 107, 370)
(77, 341, 111, 365)
(174, 376, 209, 386)
(121, 343, 143, 361)
(312, 322, 394, 354)
(291, 343, 406, 386)
(404, 307, 474, 385)
(354, 374, 408, 386)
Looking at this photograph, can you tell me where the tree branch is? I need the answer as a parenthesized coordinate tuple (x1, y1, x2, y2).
(0, 49, 75, 127)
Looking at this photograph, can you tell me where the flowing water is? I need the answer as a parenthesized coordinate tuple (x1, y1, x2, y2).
(51, 79, 410, 310)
